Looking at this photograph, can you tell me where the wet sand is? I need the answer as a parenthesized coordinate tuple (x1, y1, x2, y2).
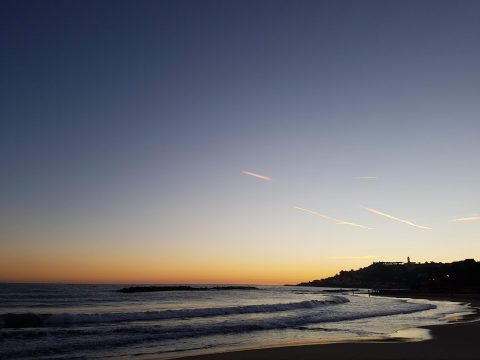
(176, 296, 480, 360)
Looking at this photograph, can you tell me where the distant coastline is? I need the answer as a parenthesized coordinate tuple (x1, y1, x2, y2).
(118, 285, 258, 293)
(297, 258, 480, 295)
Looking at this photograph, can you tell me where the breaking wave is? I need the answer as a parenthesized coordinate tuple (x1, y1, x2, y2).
(0, 299, 437, 359)
(1, 297, 349, 328)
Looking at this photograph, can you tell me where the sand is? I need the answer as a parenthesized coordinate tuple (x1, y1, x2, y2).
(176, 296, 480, 360)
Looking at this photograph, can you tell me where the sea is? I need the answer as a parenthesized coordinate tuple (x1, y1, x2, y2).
(0, 283, 474, 360)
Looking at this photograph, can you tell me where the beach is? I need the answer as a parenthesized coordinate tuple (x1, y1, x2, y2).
(178, 297, 480, 360)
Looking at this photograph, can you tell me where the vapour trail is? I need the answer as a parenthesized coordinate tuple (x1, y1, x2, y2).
(365, 207, 431, 229)
(451, 216, 480, 222)
(294, 206, 373, 230)
(242, 171, 272, 181)
(332, 255, 379, 259)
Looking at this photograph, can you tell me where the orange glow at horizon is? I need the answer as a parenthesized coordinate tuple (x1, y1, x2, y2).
(0, 226, 352, 285)
(0, 251, 343, 285)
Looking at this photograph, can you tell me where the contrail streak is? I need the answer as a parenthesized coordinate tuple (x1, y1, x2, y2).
(242, 171, 272, 181)
(365, 207, 431, 229)
(451, 216, 480, 222)
(356, 176, 378, 180)
(332, 255, 379, 259)
(294, 206, 373, 229)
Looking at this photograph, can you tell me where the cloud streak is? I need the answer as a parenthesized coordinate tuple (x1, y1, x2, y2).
(356, 176, 378, 180)
(365, 207, 431, 229)
(242, 171, 272, 181)
(332, 255, 379, 260)
(451, 216, 480, 222)
(294, 206, 373, 229)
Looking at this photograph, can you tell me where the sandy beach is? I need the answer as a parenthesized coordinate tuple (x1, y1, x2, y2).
(177, 296, 480, 360)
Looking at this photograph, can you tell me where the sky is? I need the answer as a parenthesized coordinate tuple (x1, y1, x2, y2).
(1, 0, 480, 284)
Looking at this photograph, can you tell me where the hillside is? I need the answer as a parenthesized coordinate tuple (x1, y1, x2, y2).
(298, 259, 480, 293)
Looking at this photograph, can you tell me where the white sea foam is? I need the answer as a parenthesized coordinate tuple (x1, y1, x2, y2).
(0, 298, 440, 359)
(44, 297, 349, 326)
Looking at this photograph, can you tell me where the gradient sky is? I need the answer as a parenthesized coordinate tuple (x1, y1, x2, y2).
(1, 0, 480, 284)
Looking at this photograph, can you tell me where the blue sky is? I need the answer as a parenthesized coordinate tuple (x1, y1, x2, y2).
(1, 0, 480, 283)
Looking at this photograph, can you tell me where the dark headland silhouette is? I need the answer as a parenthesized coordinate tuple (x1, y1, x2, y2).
(298, 258, 480, 295)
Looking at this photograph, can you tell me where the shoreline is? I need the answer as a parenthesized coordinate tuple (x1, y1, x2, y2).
(172, 295, 480, 360)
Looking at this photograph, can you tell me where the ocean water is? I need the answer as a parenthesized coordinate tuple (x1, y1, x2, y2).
(0, 284, 473, 359)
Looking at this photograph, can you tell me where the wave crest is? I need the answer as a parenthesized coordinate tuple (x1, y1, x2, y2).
(1, 296, 349, 328)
